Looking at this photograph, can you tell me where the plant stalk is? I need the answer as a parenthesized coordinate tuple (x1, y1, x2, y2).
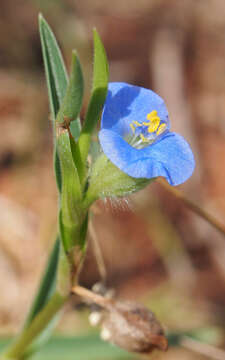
(2, 292, 67, 359)
(157, 178, 225, 237)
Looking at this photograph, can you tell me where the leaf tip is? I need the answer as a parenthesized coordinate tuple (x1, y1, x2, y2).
(93, 28, 100, 42)
(38, 13, 44, 24)
(38, 13, 48, 32)
(72, 49, 78, 57)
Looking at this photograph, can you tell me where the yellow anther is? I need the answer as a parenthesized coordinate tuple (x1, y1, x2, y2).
(130, 123, 135, 133)
(147, 110, 158, 120)
(148, 118, 160, 133)
(150, 116, 160, 123)
(156, 123, 167, 135)
(140, 134, 149, 142)
(129, 110, 166, 146)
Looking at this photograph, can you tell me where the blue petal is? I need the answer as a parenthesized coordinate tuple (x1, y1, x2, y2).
(101, 82, 170, 137)
(99, 130, 195, 186)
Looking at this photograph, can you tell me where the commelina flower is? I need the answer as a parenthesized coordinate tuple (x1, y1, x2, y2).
(99, 82, 195, 186)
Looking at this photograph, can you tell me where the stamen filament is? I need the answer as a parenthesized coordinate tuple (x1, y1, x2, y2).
(127, 110, 167, 149)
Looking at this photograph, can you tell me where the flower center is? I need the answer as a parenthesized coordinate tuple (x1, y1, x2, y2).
(127, 110, 168, 149)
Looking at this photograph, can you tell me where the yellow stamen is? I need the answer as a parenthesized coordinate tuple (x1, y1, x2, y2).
(148, 119, 160, 133)
(130, 123, 135, 133)
(129, 110, 166, 146)
(147, 110, 158, 120)
(150, 116, 160, 123)
(133, 120, 142, 127)
(156, 123, 167, 135)
(146, 110, 161, 133)
(140, 134, 149, 142)
(143, 118, 160, 127)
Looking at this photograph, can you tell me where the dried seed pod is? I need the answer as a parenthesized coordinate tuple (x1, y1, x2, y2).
(73, 285, 167, 354)
(100, 300, 168, 354)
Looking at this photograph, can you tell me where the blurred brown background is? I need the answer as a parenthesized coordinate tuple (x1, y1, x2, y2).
(0, 0, 225, 358)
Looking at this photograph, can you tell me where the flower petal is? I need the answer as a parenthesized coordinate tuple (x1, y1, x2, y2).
(101, 82, 169, 137)
(99, 130, 195, 186)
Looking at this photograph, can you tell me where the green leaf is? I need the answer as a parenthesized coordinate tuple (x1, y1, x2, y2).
(57, 131, 84, 253)
(1, 259, 66, 359)
(57, 51, 84, 130)
(90, 138, 101, 163)
(69, 134, 81, 170)
(39, 14, 68, 119)
(57, 131, 82, 219)
(12, 238, 61, 358)
(85, 28, 109, 133)
(92, 29, 109, 92)
(39, 14, 68, 193)
(56, 51, 84, 174)
(24, 237, 60, 328)
(77, 29, 109, 183)
(70, 118, 81, 141)
(2, 294, 66, 360)
(54, 151, 62, 194)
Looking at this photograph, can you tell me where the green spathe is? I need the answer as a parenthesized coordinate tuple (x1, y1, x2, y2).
(86, 154, 153, 205)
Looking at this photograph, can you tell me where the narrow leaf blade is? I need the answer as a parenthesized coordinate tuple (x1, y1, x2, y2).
(39, 14, 68, 192)
(39, 14, 68, 119)
(93, 29, 109, 92)
(78, 29, 109, 182)
(56, 51, 83, 170)
(58, 51, 84, 127)
(70, 118, 81, 141)
(57, 131, 82, 253)
(24, 237, 60, 328)
(3, 239, 62, 358)
(83, 29, 109, 134)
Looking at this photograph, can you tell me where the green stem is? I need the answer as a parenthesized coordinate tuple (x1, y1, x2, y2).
(2, 240, 71, 360)
(2, 292, 67, 359)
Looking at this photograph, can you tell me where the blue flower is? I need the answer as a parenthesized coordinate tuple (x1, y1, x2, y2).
(99, 82, 195, 186)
